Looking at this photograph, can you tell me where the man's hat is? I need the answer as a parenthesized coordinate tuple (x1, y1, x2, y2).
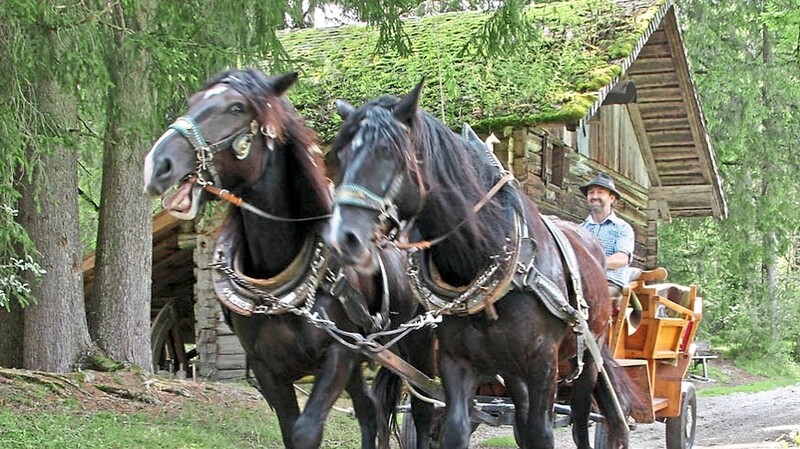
(580, 173, 622, 200)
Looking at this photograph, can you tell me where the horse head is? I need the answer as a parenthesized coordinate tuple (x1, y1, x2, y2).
(143, 70, 300, 220)
(325, 81, 426, 271)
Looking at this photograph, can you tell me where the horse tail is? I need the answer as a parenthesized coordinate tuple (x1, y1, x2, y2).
(594, 346, 647, 449)
(373, 366, 402, 449)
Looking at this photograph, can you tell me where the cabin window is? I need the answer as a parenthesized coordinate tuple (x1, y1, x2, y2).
(541, 140, 566, 189)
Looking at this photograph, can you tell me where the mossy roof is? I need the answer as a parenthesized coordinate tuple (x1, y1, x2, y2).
(275, 0, 670, 140)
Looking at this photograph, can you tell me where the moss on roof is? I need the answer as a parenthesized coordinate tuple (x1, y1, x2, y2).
(275, 0, 668, 140)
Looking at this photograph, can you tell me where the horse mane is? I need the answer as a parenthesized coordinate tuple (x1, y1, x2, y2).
(332, 96, 513, 258)
(202, 69, 331, 215)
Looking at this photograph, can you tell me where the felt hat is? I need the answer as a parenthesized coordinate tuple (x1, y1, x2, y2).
(580, 173, 622, 200)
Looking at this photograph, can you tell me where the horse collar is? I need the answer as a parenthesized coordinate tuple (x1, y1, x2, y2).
(407, 210, 525, 318)
(210, 214, 330, 316)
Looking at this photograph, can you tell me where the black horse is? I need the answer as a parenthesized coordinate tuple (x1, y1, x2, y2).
(325, 81, 643, 449)
(143, 69, 433, 449)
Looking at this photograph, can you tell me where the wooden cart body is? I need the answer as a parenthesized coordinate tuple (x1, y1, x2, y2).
(609, 268, 702, 423)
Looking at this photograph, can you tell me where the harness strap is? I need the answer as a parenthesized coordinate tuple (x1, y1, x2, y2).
(325, 256, 391, 334)
(513, 216, 604, 382)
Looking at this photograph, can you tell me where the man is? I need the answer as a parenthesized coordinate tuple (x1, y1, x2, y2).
(579, 172, 635, 316)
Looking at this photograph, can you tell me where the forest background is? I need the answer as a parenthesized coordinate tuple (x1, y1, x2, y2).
(0, 0, 798, 374)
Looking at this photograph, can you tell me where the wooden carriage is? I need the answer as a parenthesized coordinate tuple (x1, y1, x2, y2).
(601, 267, 701, 448)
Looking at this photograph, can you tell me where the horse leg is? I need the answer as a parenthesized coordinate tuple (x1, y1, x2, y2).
(517, 354, 559, 449)
(438, 352, 480, 449)
(505, 377, 529, 449)
(570, 359, 599, 449)
(405, 330, 436, 449)
(292, 346, 360, 449)
(248, 358, 301, 449)
(345, 365, 380, 449)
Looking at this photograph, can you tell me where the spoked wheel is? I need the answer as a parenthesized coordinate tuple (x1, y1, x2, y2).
(398, 397, 479, 449)
(666, 382, 697, 449)
(398, 397, 445, 449)
(592, 419, 631, 449)
(593, 421, 608, 449)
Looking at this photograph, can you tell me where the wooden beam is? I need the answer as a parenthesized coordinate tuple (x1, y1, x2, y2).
(650, 185, 712, 201)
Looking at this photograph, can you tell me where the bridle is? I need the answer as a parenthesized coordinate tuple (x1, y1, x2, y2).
(166, 80, 329, 223)
(168, 112, 273, 188)
(331, 121, 515, 251)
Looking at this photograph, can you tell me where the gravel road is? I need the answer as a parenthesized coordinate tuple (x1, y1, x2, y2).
(468, 383, 800, 449)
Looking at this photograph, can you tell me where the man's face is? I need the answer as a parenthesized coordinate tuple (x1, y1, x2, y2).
(586, 186, 615, 214)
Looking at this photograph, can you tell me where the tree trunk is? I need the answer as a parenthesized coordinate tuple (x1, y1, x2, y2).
(17, 79, 94, 372)
(0, 303, 24, 368)
(759, 19, 781, 347)
(87, 1, 155, 371)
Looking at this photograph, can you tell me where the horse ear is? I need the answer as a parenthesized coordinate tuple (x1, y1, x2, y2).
(394, 78, 425, 125)
(267, 72, 299, 96)
(335, 100, 355, 120)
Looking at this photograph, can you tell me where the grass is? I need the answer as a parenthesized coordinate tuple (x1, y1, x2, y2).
(0, 405, 364, 449)
(481, 435, 517, 447)
(693, 357, 800, 398)
(0, 373, 363, 449)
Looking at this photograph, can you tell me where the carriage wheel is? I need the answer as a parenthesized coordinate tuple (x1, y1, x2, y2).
(150, 301, 189, 374)
(399, 403, 445, 449)
(666, 382, 697, 449)
(593, 421, 609, 449)
(592, 419, 631, 449)
(398, 397, 479, 449)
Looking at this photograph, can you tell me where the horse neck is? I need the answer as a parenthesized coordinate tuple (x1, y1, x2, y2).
(416, 182, 513, 286)
(238, 148, 316, 279)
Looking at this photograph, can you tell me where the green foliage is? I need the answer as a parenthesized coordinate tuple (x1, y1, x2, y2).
(276, 0, 665, 140)
(663, 0, 800, 363)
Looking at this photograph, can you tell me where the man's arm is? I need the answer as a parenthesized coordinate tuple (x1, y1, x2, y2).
(608, 220, 635, 270)
(606, 252, 630, 269)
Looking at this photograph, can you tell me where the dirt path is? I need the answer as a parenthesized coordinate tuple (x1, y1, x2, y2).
(468, 382, 800, 448)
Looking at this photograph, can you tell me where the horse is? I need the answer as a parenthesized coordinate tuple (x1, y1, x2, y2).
(324, 80, 644, 449)
(143, 69, 434, 449)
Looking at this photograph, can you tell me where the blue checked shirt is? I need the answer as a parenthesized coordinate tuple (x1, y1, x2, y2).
(581, 211, 634, 289)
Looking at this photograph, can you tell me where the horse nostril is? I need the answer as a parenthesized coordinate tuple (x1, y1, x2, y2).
(343, 230, 363, 255)
(155, 158, 173, 181)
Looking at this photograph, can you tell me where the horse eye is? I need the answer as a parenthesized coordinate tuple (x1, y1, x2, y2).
(229, 103, 245, 115)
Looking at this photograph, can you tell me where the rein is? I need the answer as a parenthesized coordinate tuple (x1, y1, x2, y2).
(395, 171, 516, 251)
(202, 181, 331, 223)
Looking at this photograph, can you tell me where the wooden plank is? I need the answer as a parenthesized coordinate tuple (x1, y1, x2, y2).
(645, 29, 668, 45)
(626, 57, 675, 75)
(153, 210, 183, 240)
(651, 146, 697, 160)
(642, 117, 691, 132)
(659, 177, 709, 190)
(637, 102, 689, 119)
(636, 86, 684, 102)
(626, 103, 660, 187)
(650, 185, 712, 200)
(638, 42, 672, 59)
(648, 130, 695, 147)
(630, 72, 679, 89)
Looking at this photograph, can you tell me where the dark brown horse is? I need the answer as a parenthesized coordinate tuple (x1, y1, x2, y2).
(324, 81, 642, 449)
(143, 69, 433, 449)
